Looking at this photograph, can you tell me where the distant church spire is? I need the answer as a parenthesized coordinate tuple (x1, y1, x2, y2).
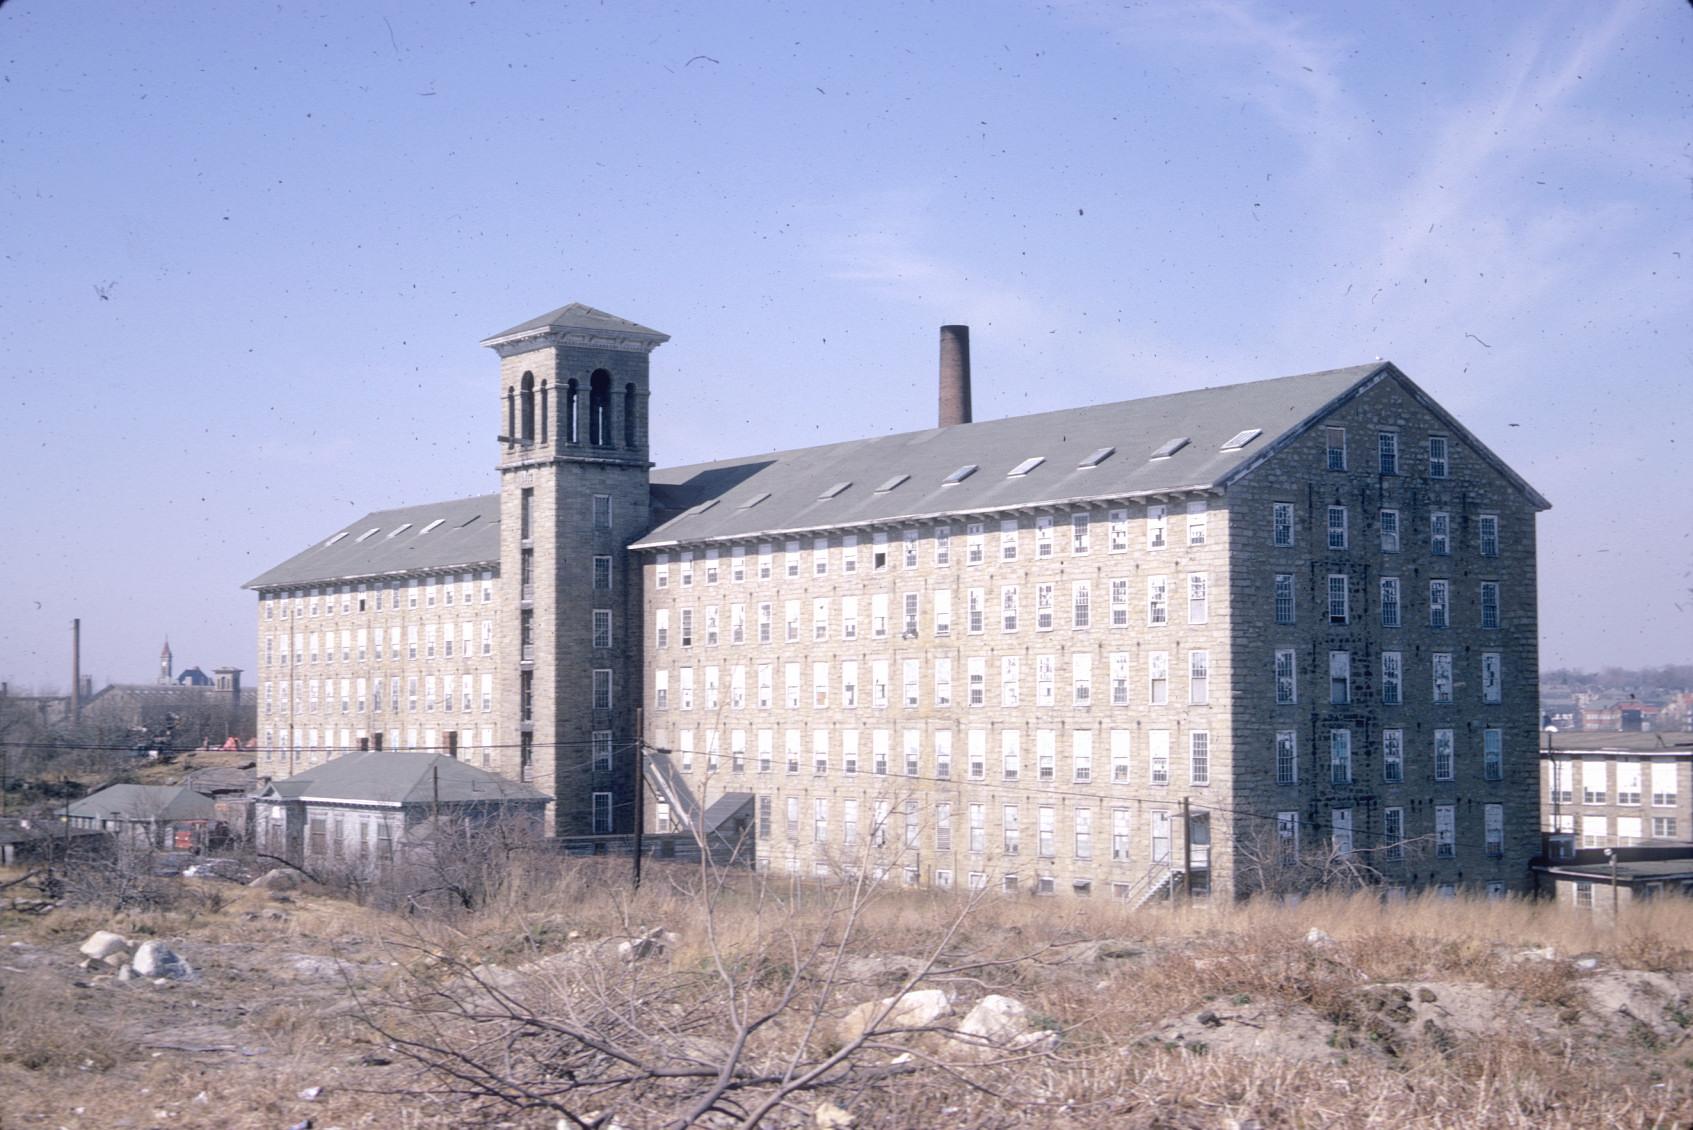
(158, 638, 174, 684)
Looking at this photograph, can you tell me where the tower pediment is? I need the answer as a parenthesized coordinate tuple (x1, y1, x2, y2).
(480, 303, 669, 357)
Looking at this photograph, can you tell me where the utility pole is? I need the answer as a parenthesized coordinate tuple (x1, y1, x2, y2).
(1606, 848, 1619, 920)
(1181, 796, 1193, 906)
(432, 762, 440, 826)
(632, 708, 645, 890)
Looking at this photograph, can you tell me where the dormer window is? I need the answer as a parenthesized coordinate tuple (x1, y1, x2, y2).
(942, 464, 978, 486)
(1007, 457, 1045, 478)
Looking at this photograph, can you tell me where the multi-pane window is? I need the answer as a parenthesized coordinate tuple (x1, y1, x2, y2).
(593, 609, 612, 649)
(1034, 516, 1053, 557)
(1380, 577, 1400, 627)
(1652, 763, 1678, 807)
(1582, 761, 1607, 805)
(1073, 731, 1093, 782)
(1325, 426, 1346, 470)
(1327, 574, 1348, 624)
(1146, 505, 1167, 550)
(1277, 812, 1299, 863)
(1038, 807, 1056, 857)
(967, 657, 986, 706)
(1072, 654, 1092, 705)
(1384, 807, 1404, 861)
(1274, 648, 1297, 704)
(995, 803, 1022, 857)
(1071, 512, 1091, 554)
(1378, 431, 1399, 475)
(1428, 435, 1449, 478)
(1149, 730, 1170, 785)
(1432, 652, 1453, 703)
(1035, 656, 1056, 706)
(593, 495, 612, 529)
(1148, 652, 1169, 705)
(1479, 515, 1499, 557)
(1330, 729, 1352, 784)
(968, 804, 986, 853)
(1485, 804, 1504, 858)
(592, 793, 613, 835)
(1484, 729, 1503, 781)
(1147, 576, 1168, 625)
(1189, 651, 1209, 705)
(1187, 501, 1208, 545)
(1274, 574, 1295, 624)
(965, 523, 985, 565)
(1432, 728, 1457, 781)
(1074, 807, 1094, 859)
(1108, 509, 1129, 553)
(1435, 805, 1456, 858)
(967, 730, 987, 780)
(1189, 732, 1210, 786)
(1073, 581, 1092, 628)
(1430, 512, 1450, 556)
(1111, 730, 1131, 782)
(1111, 809, 1131, 861)
(1383, 729, 1404, 782)
(1327, 506, 1348, 550)
(1187, 573, 1207, 624)
(1035, 583, 1054, 630)
(1480, 582, 1500, 629)
(1110, 578, 1130, 627)
(1381, 651, 1402, 705)
(1429, 580, 1449, 628)
(1332, 808, 1354, 856)
(1275, 730, 1297, 784)
(1481, 652, 1502, 704)
(1329, 651, 1350, 705)
(1000, 656, 1020, 707)
(1380, 509, 1400, 553)
(592, 669, 613, 710)
(999, 586, 1018, 632)
(1273, 501, 1294, 546)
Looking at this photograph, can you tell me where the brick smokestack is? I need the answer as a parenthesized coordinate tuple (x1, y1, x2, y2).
(70, 618, 81, 720)
(938, 325, 972, 427)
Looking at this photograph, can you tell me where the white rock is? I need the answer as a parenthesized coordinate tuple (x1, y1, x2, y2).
(79, 931, 129, 960)
(1305, 927, 1333, 947)
(814, 1099, 855, 1128)
(133, 941, 194, 981)
(958, 994, 1059, 1054)
(838, 988, 952, 1044)
(117, 963, 135, 982)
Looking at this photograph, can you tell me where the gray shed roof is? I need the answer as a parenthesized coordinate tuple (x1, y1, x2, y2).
(635, 361, 1547, 548)
(245, 494, 499, 590)
(66, 784, 217, 824)
(258, 752, 548, 807)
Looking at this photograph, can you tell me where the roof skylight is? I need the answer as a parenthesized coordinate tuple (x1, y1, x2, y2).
(690, 499, 720, 516)
(818, 481, 852, 500)
(874, 474, 910, 493)
(1006, 456, 1045, 478)
(354, 527, 382, 543)
(420, 518, 446, 534)
(386, 523, 413, 539)
(737, 492, 770, 510)
(1149, 437, 1191, 460)
(1220, 427, 1262, 451)
(1077, 446, 1116, 468)
(942, 464, 978, 486)
(325, 531, 350, 547)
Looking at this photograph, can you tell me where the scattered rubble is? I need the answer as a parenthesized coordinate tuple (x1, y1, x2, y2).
(618, 926, 679, 963)
(132, 940, 195, 981)
(956, 994, 1059, 1055)
(838, 988, 952, 1044)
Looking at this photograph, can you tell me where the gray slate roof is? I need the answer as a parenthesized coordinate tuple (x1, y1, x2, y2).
(67, 784, 217, 824)
(259, 751, 548, 807)
(480, 303, 669, 349)
(245, 494, 500, 590)
(636, 362, 1547, 548)
(637, 364, 1368, 547)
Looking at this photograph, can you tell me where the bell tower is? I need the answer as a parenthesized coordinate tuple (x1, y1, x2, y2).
(481, 304, 668, 836)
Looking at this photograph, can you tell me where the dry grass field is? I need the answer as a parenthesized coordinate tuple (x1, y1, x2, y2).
(4, 856, 1693, 1128)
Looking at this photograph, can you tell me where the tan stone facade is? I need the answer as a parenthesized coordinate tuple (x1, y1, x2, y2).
(255, 569, 505, 776)
(640, 374, 1544, 899)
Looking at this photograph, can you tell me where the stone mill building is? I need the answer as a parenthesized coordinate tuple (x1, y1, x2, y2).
(248, 303, 1549, 901)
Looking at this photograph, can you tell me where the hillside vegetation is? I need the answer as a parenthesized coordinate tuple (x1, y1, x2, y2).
(3, 856, 1692, 1128)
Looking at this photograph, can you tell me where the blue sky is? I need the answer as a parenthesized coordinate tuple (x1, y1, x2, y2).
(1, 1, 1687, 689)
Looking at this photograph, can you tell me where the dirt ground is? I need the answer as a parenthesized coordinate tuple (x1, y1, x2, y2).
(5, 868, 1693, 1129)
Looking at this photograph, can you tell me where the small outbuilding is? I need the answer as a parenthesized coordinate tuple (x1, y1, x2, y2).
(253, 751, 549, 876)
(62, 784, 222, 852)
